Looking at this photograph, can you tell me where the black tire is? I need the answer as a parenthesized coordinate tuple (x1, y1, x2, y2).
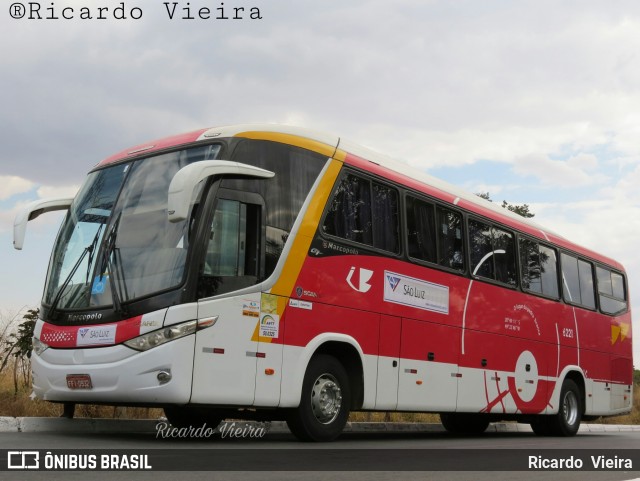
(440, 413, 490, 435)
(164, 406, 223, 430)
(549, 379, 582, 436)
(530, 416, 553, 436)
(286, 354, 351, 442)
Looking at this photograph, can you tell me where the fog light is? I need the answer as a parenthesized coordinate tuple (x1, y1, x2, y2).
(157, 370, 172, 385)
(33, 337, 49, 356)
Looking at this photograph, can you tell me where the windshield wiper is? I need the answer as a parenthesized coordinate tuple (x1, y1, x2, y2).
(99, 213, 128, 317)
(48, 223, 104, 321)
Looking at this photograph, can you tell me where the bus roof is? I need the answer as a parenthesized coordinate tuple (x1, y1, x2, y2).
(95, 123, 624, 271)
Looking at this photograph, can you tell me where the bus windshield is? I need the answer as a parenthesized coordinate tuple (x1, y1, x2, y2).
(44, 144, 221, 311)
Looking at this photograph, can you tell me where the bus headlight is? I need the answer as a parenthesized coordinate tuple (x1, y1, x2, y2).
(33, 337, 49, 356)
(124, 320, 197, 352)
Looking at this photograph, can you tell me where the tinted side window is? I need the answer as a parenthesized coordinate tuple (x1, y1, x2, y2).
(323, 173, 399, 254)
(561, 253, 581, 304)
(372, 182, 400, 253)
(519, 239, 559, 298)
(407, 196, 437, 263)
(539, 245, 559, 298)
(612, 272, 625, 299)
(519, 238, 542, 294)
(561, 253, 595, 309)
(469, 219, 516, 286)
(437, 207, 464, 271)
(597, 267, 627, 315)
(493, 227, 517, 286)
(229, 140, 326, 276)
(469, 219, 494, 279)
(324, 174, 373, 245)
(578, 259, 595, 309)
(406, 198, 464, 271)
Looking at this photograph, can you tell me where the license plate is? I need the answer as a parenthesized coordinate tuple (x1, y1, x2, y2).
(66, 374, 93, 390)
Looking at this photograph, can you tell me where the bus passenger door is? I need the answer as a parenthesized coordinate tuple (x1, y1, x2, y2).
(190, 192, 266, 406)
(192, 295, 259, 405)
(254, 293, 286, 407)
(374, 315, 401, 410)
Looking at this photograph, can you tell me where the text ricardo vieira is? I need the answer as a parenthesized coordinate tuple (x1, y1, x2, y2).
(9, 2, 263, 21)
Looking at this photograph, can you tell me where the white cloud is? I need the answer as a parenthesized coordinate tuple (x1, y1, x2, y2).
(36, 184, 80, 200)
(0, 176, 34, 201)
(512, 153, 606, 187)
(0, 183, 79, 234)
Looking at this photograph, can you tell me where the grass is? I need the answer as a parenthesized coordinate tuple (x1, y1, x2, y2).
(0, 374, 163, 419)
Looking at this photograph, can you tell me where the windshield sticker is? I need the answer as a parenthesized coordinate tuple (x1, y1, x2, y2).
(383, 271, 449, 315)
(76, 324, 117, 346)
(91, 275, 108, 295)
(259, 314, 279, 338)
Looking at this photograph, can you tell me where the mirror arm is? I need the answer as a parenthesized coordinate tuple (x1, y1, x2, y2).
(13, 198, 74, 250)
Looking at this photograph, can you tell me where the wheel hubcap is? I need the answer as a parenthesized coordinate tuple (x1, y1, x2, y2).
(310, 373, 342, 424)
(562, 390, 579, 426)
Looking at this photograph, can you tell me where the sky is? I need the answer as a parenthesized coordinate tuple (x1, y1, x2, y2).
(1, 0, 638, 363)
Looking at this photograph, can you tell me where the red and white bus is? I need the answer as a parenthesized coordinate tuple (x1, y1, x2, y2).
(14, 124, 633, 441)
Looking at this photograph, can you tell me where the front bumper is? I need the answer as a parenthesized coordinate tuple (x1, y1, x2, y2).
(32, 336, 195, 404)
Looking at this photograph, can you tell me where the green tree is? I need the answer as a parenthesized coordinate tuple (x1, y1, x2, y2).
(1, 308, 38, 394)
(476, 192, 535, 218)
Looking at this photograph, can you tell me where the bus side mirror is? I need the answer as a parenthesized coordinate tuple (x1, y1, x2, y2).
(13, 197, 74, 250)
(167, 160, 274, 223)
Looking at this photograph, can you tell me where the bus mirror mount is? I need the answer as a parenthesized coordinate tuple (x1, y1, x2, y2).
(13, 197, 74, 250)
(167, 160, 275, 223)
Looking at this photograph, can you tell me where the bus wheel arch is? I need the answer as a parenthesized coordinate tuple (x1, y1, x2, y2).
(286, 353, 352, 441)
(312, 341, 364, 411)
(531, 371, 585, 437)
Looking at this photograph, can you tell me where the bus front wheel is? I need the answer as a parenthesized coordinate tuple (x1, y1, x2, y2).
(286, 354, 351, 442)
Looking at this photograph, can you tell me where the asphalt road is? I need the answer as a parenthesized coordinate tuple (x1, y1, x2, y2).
(1, 425, 640, 481)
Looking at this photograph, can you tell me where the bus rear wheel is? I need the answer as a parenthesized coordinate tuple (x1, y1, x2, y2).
(531, 379, 582, 437)
(164, 406, 223, 430)
(440, 413, 490, 435)
(286, 354, 351, 442)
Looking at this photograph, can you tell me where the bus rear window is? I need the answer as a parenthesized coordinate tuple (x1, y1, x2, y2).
(596, 266, 627, 315)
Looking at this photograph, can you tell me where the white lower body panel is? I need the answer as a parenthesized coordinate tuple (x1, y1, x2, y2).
(32, 336, 195, 404)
